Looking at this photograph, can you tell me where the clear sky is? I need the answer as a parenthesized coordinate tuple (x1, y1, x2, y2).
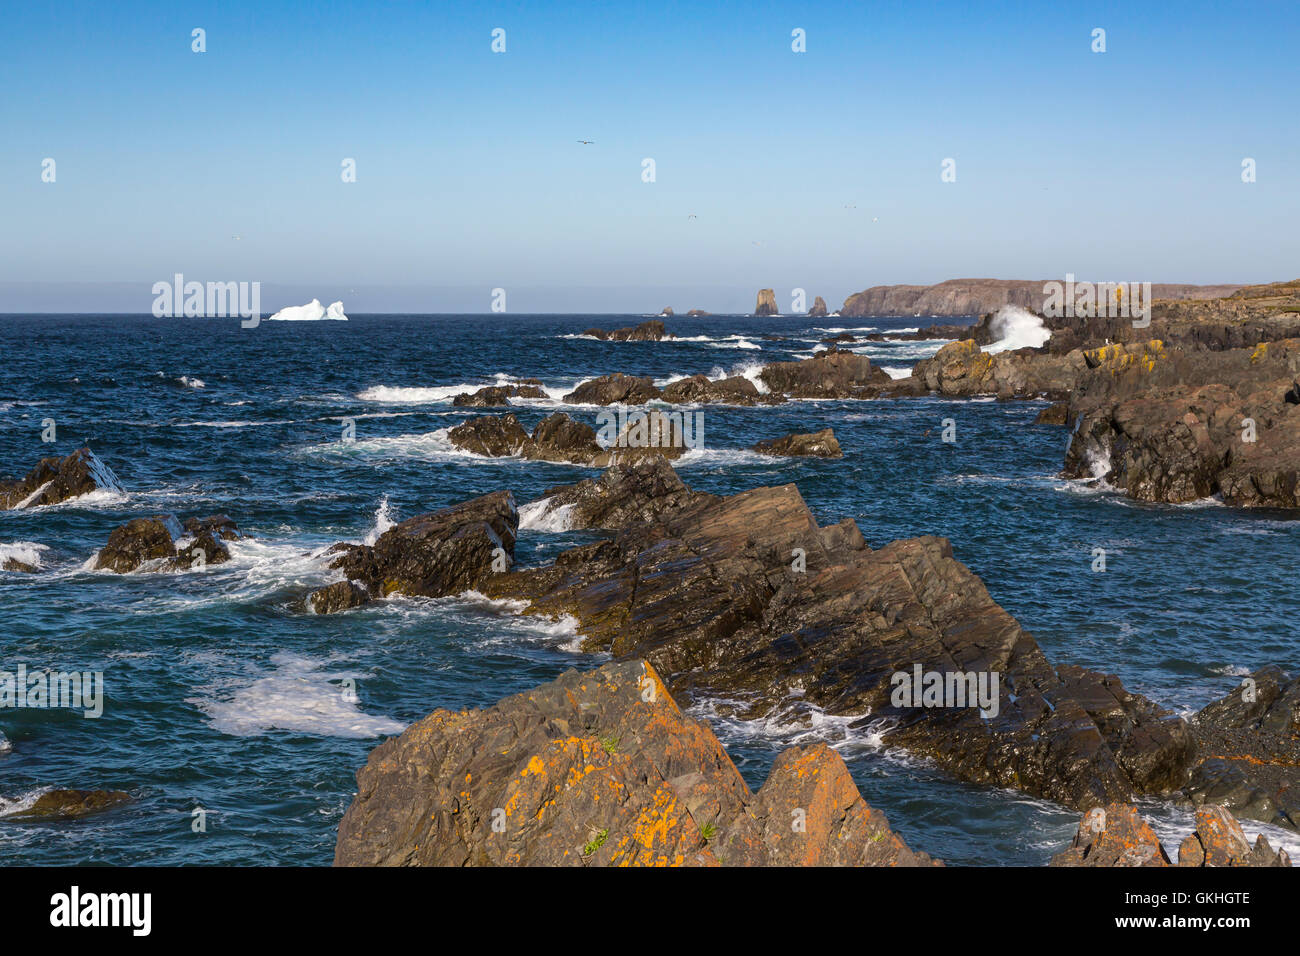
(2, 0, 1297, 313)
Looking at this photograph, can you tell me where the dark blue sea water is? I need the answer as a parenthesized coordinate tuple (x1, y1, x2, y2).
(1, 313, 1297, 866)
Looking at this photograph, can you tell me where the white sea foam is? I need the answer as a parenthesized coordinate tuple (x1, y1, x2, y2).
(194, 652, 404, 738)
(178, 376, 205, 389)
(518, 497, 577, 532)
(0, 541, 49, 570)
(882, 366, 913, 380)
(983, 305, 1051, 353)
(0, 787, 53, 817)
(362, 496, 396, 546)
(267, 298, 348, 322)
(357, 373, 577, 406)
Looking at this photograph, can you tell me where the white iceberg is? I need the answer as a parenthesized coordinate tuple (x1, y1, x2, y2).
(267, 298, 349, 321)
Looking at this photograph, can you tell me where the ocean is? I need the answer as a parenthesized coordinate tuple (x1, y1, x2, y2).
(1, 313, 1298, 865)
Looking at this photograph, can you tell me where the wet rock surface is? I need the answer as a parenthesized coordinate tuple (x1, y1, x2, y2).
(314, 490, 517, 608)
(758, 347, 890, 398)
(5, 789, 132, 821)
(562, 373, 662, 406)
(92, 514, 237, 573)
(1051, 802, 1290, 867)
(479, 462, 1194, 810)
(1182, 667, 1300, 830)
(753, 428, 843, 458)
(334, 658, 938, 866)
(0, 447, 123, 510)
(451, 383, 547, 407)
(580, 320, 670, 341)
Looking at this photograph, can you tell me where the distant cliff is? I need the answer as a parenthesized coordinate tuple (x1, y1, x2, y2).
(754, 288, 778, 316)
(840, 279, 1242, 318)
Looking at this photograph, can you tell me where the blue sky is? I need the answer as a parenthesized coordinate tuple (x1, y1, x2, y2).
(2, 0, 1297, 313)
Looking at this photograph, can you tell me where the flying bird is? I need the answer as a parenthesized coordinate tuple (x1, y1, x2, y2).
(577, 139, 594, 145)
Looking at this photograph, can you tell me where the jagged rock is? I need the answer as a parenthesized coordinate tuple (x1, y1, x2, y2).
(448, 414, 532, 458)
(661, 374, 774, 406)
(1184, 667, 1300, 830)
(318, 491, 517, 602)
(909, 339, 1083, 399)
(686, 309, 711, 317)
(758, 348, 890, 398)
(1176, 805, 1291, 866)
(93, 514, 239, 573)
(753, 428, 842, 458)
(481, 467, 1194, 809)
(93, 516, 180, 573)
(334, 659, 938, 867)
(808, 296, 828, 318)
(527, 413, 607, 464)
(1034, 402, 1073, 426)
(525, 458, 712, 532)
(310, 580, 372, 614)
(452, 384, 547, 407)
(754, 289, 778, 316)
(184, 515, 241, 541)
(0, 447, 123, 510)
(1050, 803, 1172, 867)
(175, 529, 231, 569)
(6, 789, 132, 820)
(580, 321, 670, 342)
(563, 373, 661, 406)
(821, 332, 856, 344)
(659, 308, 673, 317)
(1050, 802, 1290, 867)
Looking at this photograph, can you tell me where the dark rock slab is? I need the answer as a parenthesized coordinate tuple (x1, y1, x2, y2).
(753, 428, 842, 458)
(0, 447, 124, 510)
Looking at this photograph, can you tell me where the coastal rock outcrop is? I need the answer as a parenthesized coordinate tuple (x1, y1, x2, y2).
(758, 347, 890, 398)
(1050, 802, 1290, 867)
(1183, 666, 1300, 830)
(448, 412, 691, 467)
(92, 514, 237, 573)
(562, 373, 661, 405)
(753, 428, 842, 458)
(479, 461, 1195, 810)
(580, 320, 670, 342)
(0, 448, 123, 510)
(523, 457, 712, 532)
(334, 658, 939, 867)
(754, 288, 778, 316)
(808, 296, 828, 317)
(660, 374, 774, 406)
(839, 279, 1242, 319)
(452, 383, 547, 407)
(315, 491, 517, 608)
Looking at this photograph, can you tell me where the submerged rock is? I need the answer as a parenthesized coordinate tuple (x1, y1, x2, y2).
(309, 580, 371, 614)
(0, 447, 123, 510)
(6, 789, 132, 821)
(753, 428, 842, 458)
(334, 658, 938, 867)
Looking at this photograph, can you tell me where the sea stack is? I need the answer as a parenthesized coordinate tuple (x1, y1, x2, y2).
(808, 296, 828, 317)
(754, 288, 778, 316)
